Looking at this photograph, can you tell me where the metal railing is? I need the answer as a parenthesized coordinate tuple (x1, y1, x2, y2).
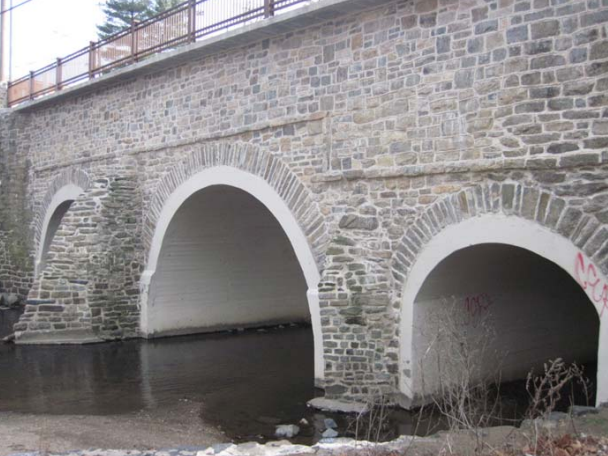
(7, 0, 315, 107)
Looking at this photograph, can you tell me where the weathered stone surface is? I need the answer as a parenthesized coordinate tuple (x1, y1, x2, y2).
(454, 69, 475, 88)
(593, 121, 608, 136)
(531, 20, 560, 40)
(475, 19, 498, 35)
(581, 9, 608, 27)
(587, 61, 608, 77)
(590, 41, 608, 60)
(563, 81, 594, 96)
(322, 428, 339, 439)
(507, 25, 529, 43)
(531, 55, 566, 69)
(585, 138, 608, 149)
(338, 215, 379, 231)
(275, 425, 300, 439)
(308, 397, 367, 414)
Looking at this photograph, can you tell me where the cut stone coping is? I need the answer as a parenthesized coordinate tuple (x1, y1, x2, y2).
(307, 397, 368, 414)
(14, 328, 103, 345)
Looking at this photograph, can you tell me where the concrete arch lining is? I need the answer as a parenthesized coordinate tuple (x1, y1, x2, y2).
(399, 214, 608, 407)
(35, 184, 84, 277)
(140, 165, 324, 382)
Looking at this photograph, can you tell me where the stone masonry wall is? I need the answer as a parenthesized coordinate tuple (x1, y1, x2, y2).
(16, 176, 143, 341)
(0, 104, 33, 300)
(0, 232, 33, 297)
(3, 0, 608, 400)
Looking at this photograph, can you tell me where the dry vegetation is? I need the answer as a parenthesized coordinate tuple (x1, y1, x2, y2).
(334, 301, 607, 456)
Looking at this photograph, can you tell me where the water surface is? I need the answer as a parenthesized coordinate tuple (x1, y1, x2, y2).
(0, 308, 435, 443)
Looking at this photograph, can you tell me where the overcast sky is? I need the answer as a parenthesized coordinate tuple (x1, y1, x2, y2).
(6, 0, 103, 79)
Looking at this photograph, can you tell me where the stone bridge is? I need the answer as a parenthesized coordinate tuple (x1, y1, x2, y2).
(0, 0, 607, 408)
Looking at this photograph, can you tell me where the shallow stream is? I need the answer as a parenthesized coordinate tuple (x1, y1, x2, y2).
(0, 308, 435, 444)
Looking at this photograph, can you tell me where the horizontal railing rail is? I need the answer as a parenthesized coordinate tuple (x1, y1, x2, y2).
(7, 0, 316, 107)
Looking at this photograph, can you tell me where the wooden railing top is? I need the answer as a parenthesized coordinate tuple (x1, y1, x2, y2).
(7, 0, 314, 107)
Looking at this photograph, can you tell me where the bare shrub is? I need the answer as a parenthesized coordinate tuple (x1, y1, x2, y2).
(345, 393, 432, 456)
(524, 358, 594, 452)
(346, 394, 395, 443)
(351, 394, 391, 443)
(416, 298, 504, 454)
(526, 358, 577, 421)
(569, 363, 593, 409)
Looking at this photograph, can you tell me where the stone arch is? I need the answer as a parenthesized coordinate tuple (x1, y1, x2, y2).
(140, 143, 329, 382)
(395, 182, 608, 407)
(143, 143, 328, 267)
(33, 169, 90, 276)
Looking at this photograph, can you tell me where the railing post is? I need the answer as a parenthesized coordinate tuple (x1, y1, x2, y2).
(131, 21, 138, 62)
(56, 57, 62, 91)
(88, 41, 95, 79)
(28, 71, 34, 100)
(264, 0, 274, 18)
(188, 0, 196, 43)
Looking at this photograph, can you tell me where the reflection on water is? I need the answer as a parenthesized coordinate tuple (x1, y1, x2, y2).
(0, 308, 324, 441)
(0, 311, 314, 416)
(0, 308, 433, 443)
(0, 308, 21, 339)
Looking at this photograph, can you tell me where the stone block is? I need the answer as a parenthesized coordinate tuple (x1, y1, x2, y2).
(581, 9, 608, 27)
(593, 121, 608, 136)
(338, 215, 379, 231)
(531, 20, 560, 39)
(560, 153, 600, 167)
(531, 55, 566, 69)
(475, 19, 498, 35)
(563, 80, 594, 96)
(547, 143, 579, 154)
(585, 138, 608, 149)
(587, 61, 608, 77)
(507, 25, 529, 43)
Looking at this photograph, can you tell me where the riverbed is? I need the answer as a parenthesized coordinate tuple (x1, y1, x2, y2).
(0, 308, 432, 454)
(0, 307, 599, 455)
(1, 308, 317, 436)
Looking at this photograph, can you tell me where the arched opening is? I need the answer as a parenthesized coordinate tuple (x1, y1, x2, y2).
(140, 166, 324, 382)
(36, 184, 84, 276)
(412, 243, 599, 406)
(399, 215, 608, 407)
(147, 185, 309, 334)
(39, 200, 73, 273)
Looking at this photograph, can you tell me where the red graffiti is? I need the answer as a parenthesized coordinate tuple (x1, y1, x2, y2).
(574, 252, 608, 318)
(464, 293, 493, 317)
(460, 293, 493, 326)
